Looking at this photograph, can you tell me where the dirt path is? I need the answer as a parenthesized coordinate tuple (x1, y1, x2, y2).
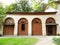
(35, 36, 56, 45)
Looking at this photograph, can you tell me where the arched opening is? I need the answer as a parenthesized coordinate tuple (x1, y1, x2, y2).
(18, 18, 28, 35)
(32, 18, 42, 35)
(46, 18, 57, 35)
(3, 17, 14, 35)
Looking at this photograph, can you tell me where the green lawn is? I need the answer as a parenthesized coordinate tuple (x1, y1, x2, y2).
(0, 38, 38, 45)
(53, 38, 60, 45)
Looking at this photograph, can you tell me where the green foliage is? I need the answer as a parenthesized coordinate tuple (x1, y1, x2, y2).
(48, 0, 58, 9)
(32, 0, 58, 12)
(6, 0, 32, 12)
(0, 3, 6, 29)
(17, 0, 32, 12)
(32, 2, 47, 12)
(6, 4, 14, 12)
(48, 0, 54, 3)
(6, 3, 20, 12)
(6, 0, 58, 12)
(53, 38, 60, 45)
(0, 4, 6, 14)
(49, 2, 57, 9)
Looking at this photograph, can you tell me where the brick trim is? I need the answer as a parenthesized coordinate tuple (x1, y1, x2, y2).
(6, 12, 57, 15)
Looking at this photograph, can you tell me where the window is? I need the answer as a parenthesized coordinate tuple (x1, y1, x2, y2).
(21, 24, 25, 31)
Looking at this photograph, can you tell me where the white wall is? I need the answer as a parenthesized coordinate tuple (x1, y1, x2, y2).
(2, 14, 56, 36)
(1, 4, 60, 36)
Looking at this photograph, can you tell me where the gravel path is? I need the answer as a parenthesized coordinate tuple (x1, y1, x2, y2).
(35, 36, 56, 45)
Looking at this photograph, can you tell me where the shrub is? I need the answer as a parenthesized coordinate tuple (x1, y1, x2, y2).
(53, 38, 60, 45)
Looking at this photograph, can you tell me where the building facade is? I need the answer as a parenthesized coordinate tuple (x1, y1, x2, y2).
(0, 3, 60, 36)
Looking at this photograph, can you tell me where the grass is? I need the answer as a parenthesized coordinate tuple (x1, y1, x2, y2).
(53, 38, 60, 45)
(0, 38, 38, 45)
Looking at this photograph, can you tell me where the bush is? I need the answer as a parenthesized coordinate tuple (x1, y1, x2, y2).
(57, 34, 60, 36)
(53, 38, 60, 45)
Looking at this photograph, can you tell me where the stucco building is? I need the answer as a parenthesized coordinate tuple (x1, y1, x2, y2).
(0, 1, 60, 36)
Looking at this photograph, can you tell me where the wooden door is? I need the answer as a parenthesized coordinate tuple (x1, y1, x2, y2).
(18, 18, 28, 35)
(32, 18, 42, 35)
(3, 25, 14, 35)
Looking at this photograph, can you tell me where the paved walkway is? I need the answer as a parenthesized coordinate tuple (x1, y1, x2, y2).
(35, 36, 56, 45)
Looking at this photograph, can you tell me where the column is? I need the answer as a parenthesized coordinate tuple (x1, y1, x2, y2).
(42, 22, 46, 36)
(0, 25, 3, 35)
(28, 21, 32, 36)
(14, 21, 18, 36)
(57, 25, 60, 35)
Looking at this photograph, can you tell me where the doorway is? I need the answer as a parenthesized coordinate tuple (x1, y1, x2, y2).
(18, 18, 28, 35)
(46, 18, 57, 35)
(32, 18, 42, 35)
(3, 18, 14, 35)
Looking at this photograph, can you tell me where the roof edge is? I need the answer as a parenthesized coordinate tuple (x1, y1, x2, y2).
(6, 12, 57, 15)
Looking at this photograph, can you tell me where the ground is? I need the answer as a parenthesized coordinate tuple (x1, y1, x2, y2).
(35, 36, 57, 45)
(0, 37, 37, 45)
(0, 36, 60, 45)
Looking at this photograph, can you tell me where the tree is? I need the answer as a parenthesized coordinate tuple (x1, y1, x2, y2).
(48, 0, 58, 9)
(0, 3, 6, 29)
(6, 0, 32, 12)
(32, 0, 47, 12)
(46, 0, 58, 9)
(16, 0, 32, 12)
(6, 0, 58, 12)
(32, 0, 58, 12)
(6, 3, 20, 12)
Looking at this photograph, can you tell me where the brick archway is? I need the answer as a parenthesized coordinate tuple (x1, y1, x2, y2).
(32, 18, 42, 35)
(46, 18, 57, 35)
(3, 17, 14, 35)
(18, 18, 28, 35)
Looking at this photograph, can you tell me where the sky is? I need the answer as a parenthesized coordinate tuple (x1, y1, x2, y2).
(0, 0, 16, 5)
(0, 0, 48, 5)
